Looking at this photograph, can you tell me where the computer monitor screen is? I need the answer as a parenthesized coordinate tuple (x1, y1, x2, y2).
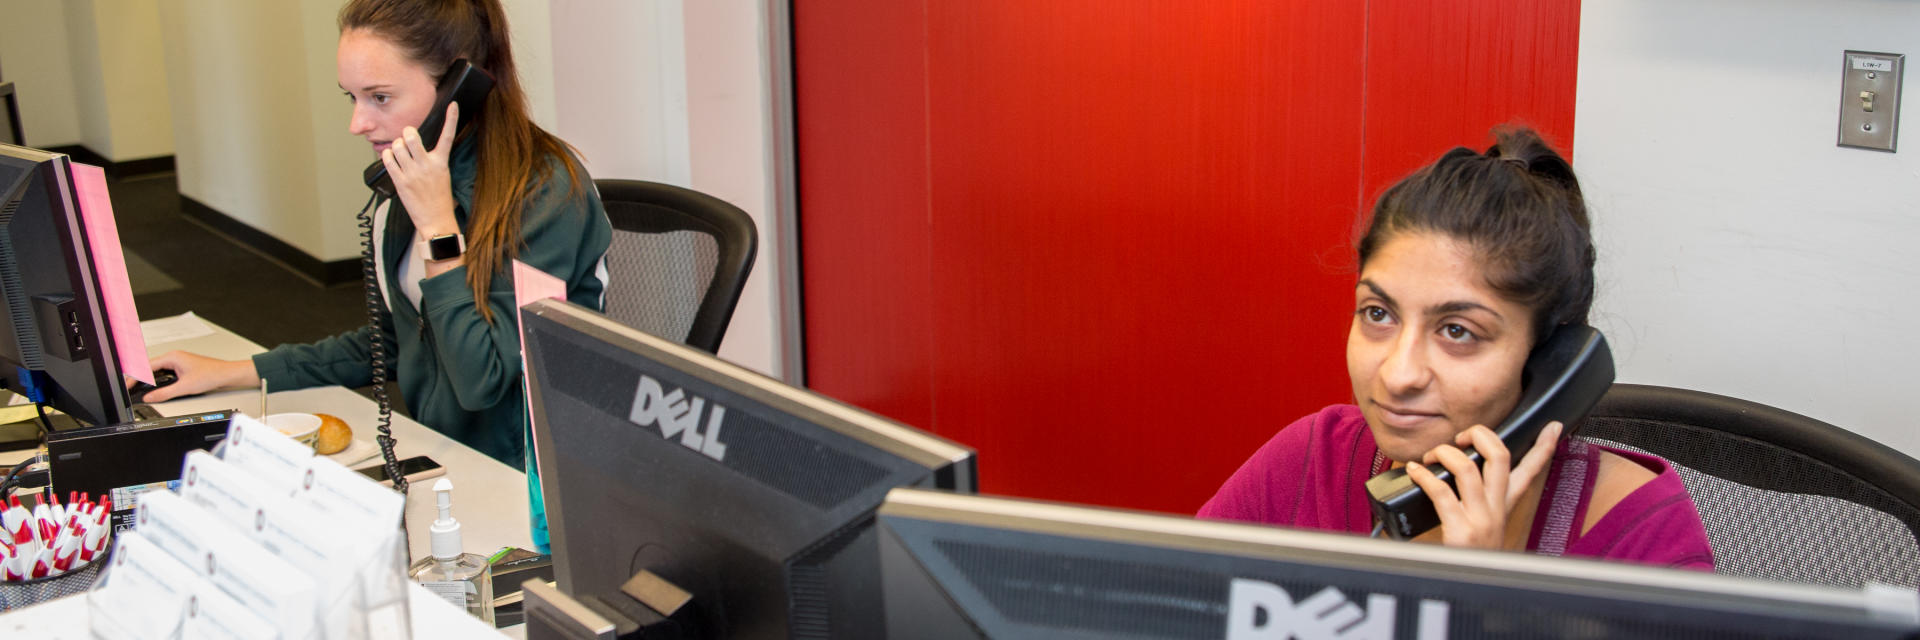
(877, 488, 1920, 639)
(0, 143, 134, 428)
(522, 298, 977, 639)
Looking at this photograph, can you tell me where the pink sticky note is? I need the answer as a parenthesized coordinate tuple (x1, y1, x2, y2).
(512, 259, 567, 381)
(512, 259, 567, 312)
(70, 163, 153, 385)
(513, 259, 568, 475)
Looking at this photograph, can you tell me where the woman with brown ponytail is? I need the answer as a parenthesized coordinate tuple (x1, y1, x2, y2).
(145, 0, 610, 551)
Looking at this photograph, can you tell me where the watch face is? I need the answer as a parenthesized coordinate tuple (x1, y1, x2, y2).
(428, 233, 464, 261)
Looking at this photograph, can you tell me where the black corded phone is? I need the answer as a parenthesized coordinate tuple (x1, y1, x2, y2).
(1365, 324, 1616, 540)
(357, 59, 494, 494)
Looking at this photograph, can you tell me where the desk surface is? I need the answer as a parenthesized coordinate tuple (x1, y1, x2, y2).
(136, 313, 535, 562)
(1, 581, 502, 639)
(0, 313, 534, 637)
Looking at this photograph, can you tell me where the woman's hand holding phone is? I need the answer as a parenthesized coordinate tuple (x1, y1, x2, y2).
(1403, 421, 1562, 550)
(380, 101, 464, 277)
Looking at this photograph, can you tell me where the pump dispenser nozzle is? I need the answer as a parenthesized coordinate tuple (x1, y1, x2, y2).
(429, 477, 463, 561)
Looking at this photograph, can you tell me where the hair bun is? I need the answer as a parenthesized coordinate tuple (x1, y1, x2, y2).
(1357, 125, 1595, 342)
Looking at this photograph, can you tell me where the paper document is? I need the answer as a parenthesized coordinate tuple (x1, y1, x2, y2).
(512, 259, 567, 479)
(72, 162, 154, 385)
(513, 260, 567, 311)
(140, 311, 217, 345)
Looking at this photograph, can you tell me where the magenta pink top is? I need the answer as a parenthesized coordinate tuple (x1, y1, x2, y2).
(1198, 404, 1715, 570)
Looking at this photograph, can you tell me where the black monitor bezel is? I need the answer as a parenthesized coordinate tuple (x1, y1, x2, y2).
(521, 298, 977, 637)
(0, 143, 134, 428)
(877, 488, 1918, 638)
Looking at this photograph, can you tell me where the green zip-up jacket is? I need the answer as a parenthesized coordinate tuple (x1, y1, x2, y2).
(253, 138, 611, 468)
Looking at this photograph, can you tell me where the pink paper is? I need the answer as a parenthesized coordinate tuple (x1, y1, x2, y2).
(513, 259, 568, 476)
(513, 259, 567, 312)
(70, 163, 153, 385)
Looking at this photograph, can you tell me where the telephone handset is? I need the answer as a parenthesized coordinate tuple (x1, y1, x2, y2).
(1365, 324, 1616, 540)
(353, 58, 491, 498)
(362, 58, 495, 197)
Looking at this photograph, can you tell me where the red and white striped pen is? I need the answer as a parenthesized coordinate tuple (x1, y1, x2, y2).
(3, 497, 30, 546)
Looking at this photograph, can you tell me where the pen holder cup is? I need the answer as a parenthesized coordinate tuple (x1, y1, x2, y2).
(0, 545, 109, 611)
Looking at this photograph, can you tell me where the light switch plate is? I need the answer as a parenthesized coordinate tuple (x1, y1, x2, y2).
(1838, 51, 1903, 152)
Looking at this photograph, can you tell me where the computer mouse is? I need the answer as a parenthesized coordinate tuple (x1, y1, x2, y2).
(129, 369, 179, 404)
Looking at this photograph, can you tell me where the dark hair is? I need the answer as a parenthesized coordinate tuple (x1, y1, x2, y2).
(1356, 127, 1594, 344)
(339, 0, 584, 322)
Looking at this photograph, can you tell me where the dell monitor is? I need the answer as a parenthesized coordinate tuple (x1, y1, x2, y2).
(522, 298, 977, 639)
(0, 143, 136, 429)
(876, 488, 1920, 639)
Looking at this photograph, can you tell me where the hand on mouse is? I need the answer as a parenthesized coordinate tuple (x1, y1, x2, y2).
(140, 351, 260, 403)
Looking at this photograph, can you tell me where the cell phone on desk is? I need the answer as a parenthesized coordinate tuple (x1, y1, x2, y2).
(355, 455, 445, 487)
(362, 58, 494, 197)
(1365, 324, 1615, 540)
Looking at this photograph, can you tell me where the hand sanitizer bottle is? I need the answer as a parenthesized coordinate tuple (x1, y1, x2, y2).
(408, 478, 495, 624)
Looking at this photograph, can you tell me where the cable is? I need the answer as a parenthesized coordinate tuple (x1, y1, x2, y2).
(357, 191, 408, 497)
(32, 401, 53, 437)
(1369, 521, 1386, 539)
(0, 454, 47, 497)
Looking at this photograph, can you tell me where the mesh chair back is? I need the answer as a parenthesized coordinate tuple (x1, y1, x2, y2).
(1581, 384, 1920, 589)
(594, 179, 757, 353)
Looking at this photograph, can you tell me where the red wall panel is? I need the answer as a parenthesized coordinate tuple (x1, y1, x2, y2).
(1361, 1, 1582, 198)
(918, 2, 1366, 512)
(796, 1, 1581, 515)
(794, 0, 936, 428)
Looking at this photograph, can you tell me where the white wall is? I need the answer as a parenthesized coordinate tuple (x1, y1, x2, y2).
(62, 1, 110, 157)
(683, 1, 782, 379)
(0, 0, 83, 147)
(549, 1, 690, 183)
(81, 0, 175, 161)
(502, 0, 559, 131)
(48, 0, 175, 162)
(2, 0, 175, 162)
(155, 0, 558, 264)
(547, 0, 784, 378)
(297, 0, 374, 262)
(1577, 0, 1920, 457)
(158, 1, 339, 260)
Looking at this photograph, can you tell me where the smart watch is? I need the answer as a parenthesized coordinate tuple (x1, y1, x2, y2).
(422, 232, 466, 262)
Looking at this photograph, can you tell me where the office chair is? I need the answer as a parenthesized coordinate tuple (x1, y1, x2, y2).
(1578, 383, 1920, 589)
(592, 178, 757, 353)
(1, 82, 24, 146)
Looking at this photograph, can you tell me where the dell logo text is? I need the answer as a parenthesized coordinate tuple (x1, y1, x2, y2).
(629, 375, 728, 461)
(1226, 578, 1449, 640)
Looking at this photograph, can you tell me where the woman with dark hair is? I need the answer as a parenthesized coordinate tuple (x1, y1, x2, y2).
(145, 0, 610, 550)
(1200, 128, 1712, 568)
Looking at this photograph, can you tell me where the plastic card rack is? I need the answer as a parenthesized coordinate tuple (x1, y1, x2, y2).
(85, 413, 412, 640)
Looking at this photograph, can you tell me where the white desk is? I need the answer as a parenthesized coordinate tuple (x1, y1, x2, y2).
(1, 581, 503, 639)
(138, 313, 535, 562)
(0, 313, 535, 638)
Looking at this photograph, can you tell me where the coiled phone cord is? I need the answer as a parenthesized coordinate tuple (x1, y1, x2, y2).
(356, 192, 408, 497)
